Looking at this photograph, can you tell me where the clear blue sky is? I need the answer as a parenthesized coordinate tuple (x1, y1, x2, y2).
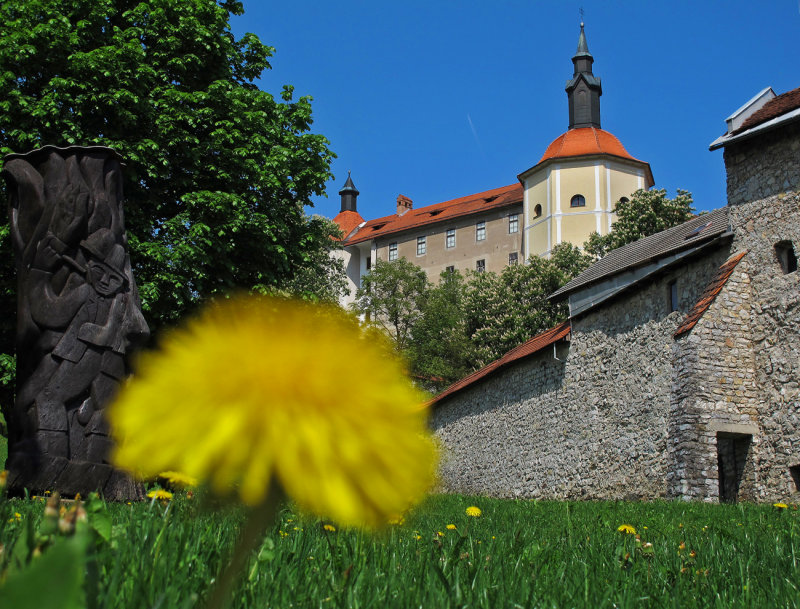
(230, 1, 799, 221)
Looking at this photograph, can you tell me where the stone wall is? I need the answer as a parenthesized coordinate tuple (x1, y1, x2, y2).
(431, 247, 729, 499)
(724, 121, 800, 207)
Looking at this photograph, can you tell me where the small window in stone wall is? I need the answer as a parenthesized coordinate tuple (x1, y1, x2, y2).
(790, 464, 800, 492)
(775, 240, 797, 274)
(668, 280, 679, 312)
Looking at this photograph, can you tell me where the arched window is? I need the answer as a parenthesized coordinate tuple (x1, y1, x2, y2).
(534, 204, 542, 218)
(570, 194, 586, 208)
(618, 196, 629, 205)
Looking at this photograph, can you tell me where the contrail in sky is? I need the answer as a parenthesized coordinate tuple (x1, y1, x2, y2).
(467, 113, 487, 159)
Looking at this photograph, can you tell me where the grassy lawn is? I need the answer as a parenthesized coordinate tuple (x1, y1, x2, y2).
(1, 492, 798, 608)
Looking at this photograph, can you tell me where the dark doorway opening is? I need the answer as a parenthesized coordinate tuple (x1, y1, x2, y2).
(717, 433, 752, 503)
(790, 464, 800, 492)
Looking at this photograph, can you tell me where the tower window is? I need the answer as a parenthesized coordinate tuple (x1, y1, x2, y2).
(476, 221, 486, 241)
(508, 214, 519, 234)
(775, 240, 797, 274)
(570, 194, 586, 208)
(668, 280, 679, 312)
(534, 204, 542, 218)
(446, 228, 456, 249)
(508, 252, 519, 266)
(416, 236, 427, 256)
(388, 242, 398, 261)
(618, 196, 629, 206)
(476, 259, 486, 273)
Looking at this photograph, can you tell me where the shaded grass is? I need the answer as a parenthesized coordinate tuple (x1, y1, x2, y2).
(1, 493, 798, 608)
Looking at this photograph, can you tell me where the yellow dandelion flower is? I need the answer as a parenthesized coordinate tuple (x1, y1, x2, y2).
(773, 502, 788, 509)
(446, 524, 457, 530)
(437, 531, 444, 537)
(617, 524, 636, 534)
(388, 515, 405, 526)
(147, 489, 173, 501)
(159, 471, 198, 487)
(465, 506, 482, 517)
(109, 296, 437, 529)
(323, 524, 336, 532)
(414, 534, 422, 540)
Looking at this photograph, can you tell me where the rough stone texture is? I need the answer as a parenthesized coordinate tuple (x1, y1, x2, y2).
(432, 248, 729, 499)
(432, 120, 800, 504)
(724, 121, 800, 207)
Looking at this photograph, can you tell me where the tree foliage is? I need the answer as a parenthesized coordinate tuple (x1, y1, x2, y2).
(584, 188, 695, 259)
(0, 0, 337, 326)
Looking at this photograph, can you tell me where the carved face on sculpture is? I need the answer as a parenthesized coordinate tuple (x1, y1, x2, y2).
(87, 259, 127, 296)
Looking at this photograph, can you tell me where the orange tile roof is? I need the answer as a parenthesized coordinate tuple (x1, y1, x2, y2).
(538, 127, 640, 163)
(332, 210, 365, 241)
(344, 183, 523, 245)
(429, 321, 571, 407)
(674, 251, 747, 337)
(733, 86, 800, 135)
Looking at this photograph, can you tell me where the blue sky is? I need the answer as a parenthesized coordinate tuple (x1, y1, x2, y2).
(231, 1, 799, 221)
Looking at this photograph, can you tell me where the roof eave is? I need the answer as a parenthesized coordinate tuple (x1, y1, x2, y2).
(518, 153, 654, 186)
(709, 108, 800, 150)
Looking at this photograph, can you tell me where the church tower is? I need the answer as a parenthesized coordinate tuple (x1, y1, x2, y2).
(518, 23, 654, 259)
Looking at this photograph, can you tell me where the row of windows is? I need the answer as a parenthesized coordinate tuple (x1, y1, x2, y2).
(442, 253, 519, 274)
(530, 195, 629, 215)
(390, 214, 520, 259)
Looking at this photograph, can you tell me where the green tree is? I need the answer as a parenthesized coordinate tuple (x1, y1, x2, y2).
(584, 188, 695, 259)
(409, 270, 473, 393)
(350, 258, 430, 352)
(464, 243, 591, 366)
(0, 0, 338, 415)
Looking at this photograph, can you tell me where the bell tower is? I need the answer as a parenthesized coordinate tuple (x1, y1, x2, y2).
(566, 22, 602, 130)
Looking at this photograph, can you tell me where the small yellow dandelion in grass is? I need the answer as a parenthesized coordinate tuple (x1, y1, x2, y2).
(446, 524, 457, 530)
(388, 515, 405, 526)
(415, 534, 422, 541)
(147, 489, 173, 501)
(617, 524, 636, 534)
(110, 296, 437, 529)
(437, 531, 444, 537)
(465, 506, 482, 517)
(773, 502, 788, 509)
(323, 524, 336, 532)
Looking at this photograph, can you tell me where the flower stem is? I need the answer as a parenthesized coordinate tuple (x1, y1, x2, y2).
(203, 483, 284, 609)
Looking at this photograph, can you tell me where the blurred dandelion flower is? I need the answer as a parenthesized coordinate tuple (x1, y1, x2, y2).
(323, 524, 336, 532)
(617, 524, 636, 534)
(446, 524, 457, 530)
(465, 506, 482, 517)
(159, 471, 198, 487)
(773, 502, 788, 509)
(388, 515, 405, 526)
(110, 296, 437, 529)
(147, 489, 173, 501)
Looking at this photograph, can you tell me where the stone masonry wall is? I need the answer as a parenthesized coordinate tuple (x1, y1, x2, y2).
(431, 247, 729, 499)
(724, 121, 800, 207)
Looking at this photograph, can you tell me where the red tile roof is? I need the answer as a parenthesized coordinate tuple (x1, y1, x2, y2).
(344, 183, 523, 245)
(429, 321, 571, 407)
(332, 210, 365, 241)
(674, 251, 747, 337)
(733, 86, 800, 135)
(538, 127, 640, 163)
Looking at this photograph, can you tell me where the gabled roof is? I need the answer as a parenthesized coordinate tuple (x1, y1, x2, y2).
(710, 85, 800, 150)
(518, 127, 654, 185)
(551, 207, 731, 300)
(344, 183, 523, 245)
(674, 251, 747, 337)
(429, 321, 571, 407)
(332, 210, 364, 241)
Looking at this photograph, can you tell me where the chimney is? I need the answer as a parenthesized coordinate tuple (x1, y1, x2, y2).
(397, 194, 413, 216)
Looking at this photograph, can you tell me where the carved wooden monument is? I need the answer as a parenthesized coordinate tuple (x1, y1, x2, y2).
(2, 146, 149, 499)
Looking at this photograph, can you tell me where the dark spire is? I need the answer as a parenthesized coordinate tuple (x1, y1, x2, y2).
(565, 22, 602, 129)
(338, 171, 359, 213)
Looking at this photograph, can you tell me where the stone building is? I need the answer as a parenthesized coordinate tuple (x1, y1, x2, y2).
(429, 84, 800, 503)
(333, 24, 652, 308)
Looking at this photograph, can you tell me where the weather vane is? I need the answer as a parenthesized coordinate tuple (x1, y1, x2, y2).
(579, 7, 585, 26)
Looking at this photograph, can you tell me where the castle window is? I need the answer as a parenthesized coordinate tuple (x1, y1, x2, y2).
(790, 465, 800, 492)
(668, 280, 679, 312)
(416, 236, 427, 256)
(775, 240, 797, 274)
(508, 214, 519, 234)
(366, 257, 371, 271)
(446, 228, 456, 249)
(508, 252, 518, 266)
(534, 204, 542, 218)
(388, 242, 398, 261)
(445, 265, 455, 273)
(570, 194, 586, 208)
(476, 259, 486, 273)
(618, 196, 629, 206)
(476, 221, 486, 241)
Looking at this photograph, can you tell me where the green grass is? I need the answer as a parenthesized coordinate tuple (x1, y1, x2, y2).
(1, 493, 798, 608)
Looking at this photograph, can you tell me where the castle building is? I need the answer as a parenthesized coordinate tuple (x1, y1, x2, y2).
(429, 84, 800, 503)
(333, 24, 652, 306)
